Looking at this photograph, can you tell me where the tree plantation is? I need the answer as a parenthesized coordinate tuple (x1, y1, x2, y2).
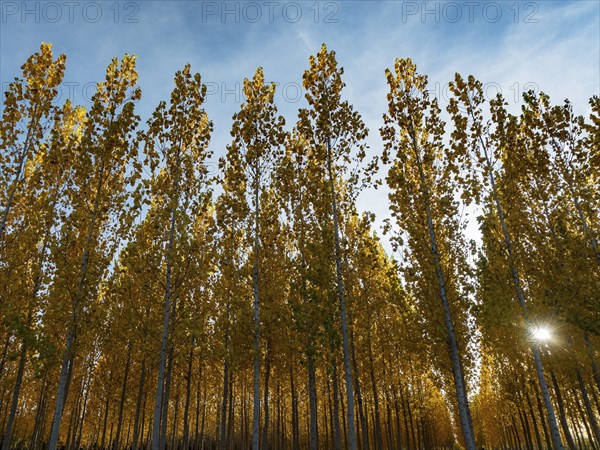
(0, 43, 599, 450)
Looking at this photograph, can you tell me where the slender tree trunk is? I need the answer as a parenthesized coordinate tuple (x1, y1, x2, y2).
(526, 391, 543, 450)
(30, 375, 48, 450)
(510, 415, 522, 450)
(1, 328, 28, 450)
(199, 390, 206, 450)
(411, 134, 476, 450)
(152, 150, 181, 450)
(517, 406, 533, 450)
(350, 330, 369, 450)
(114, 344, 132, 450)
(393, 388, 403, 450)
(307, 353, 318, 450)
(220, 359, 229, 450)
(77, 368, 93, 450)
(171, 387, 180, 450)
(49, 148, 108, 450)
(331, 359, 342, 450)
(262, 356, 271, 450)
(572, 390, 598, 450)
(290, 366, 300, 450)
(399, 383, 411, 450)
(193, 368, 202, 450)
(101, 371, 114, 450)
(406, 385, 417, 450)
(549, 368, 576, 449)
(368, 342, 383, 450)
(535, 388, 552, 450)
(160, 341, 175, 450)
(325, 140, 357, 450)
(585, 334, 600, 394)
(2, 222, 51, 450)
(577, 369, 600, 445)
(252, 173, 261, 450)
(66, 384, 82, 450)
(183, 340, 194, 450)
(570, 413, 585, 450)
(133, 359, 147, 450)
(227, 373, 234, 449)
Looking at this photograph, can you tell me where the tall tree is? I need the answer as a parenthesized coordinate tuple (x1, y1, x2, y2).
(297, 44, 373, 450)
(380, 58, 477, 450)
(223, 67, 285, 450)
(142, 64, 213, 450)
(448, 74, 564, 450)
(47, 54, 142, 450)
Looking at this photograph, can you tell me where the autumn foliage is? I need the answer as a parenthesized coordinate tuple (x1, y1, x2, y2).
(0, 43, 599, 450)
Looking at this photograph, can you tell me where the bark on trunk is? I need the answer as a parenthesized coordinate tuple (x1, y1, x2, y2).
(576, 369, 600, 445)
(410, 130, 476, 450)
(114, 344, 131, 450)
(549, 368, 576, 449)
(183, 339, 194, 450)
(132, 359, 146, 450)
(308, 354, 318, 450)
(262, 356, 271, 450)
(325, 140, 357, 450)
(152, 149, 181, 450)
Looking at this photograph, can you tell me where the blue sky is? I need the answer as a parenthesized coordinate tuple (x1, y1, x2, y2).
(1, 0, 599, 253)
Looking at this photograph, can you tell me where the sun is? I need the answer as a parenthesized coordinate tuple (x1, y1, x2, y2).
(532, 326, 552, 342)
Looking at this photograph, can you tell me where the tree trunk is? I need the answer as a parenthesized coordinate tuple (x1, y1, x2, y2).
(219, 359, 229, 450)
(535, 388, 552, 450)
(411, 134, 476, 450)
(160, 341, 175, 450)
(114, 344, 132, 450)
(549, 368, 576, 449)
(227, 372, 234, 449)
(331, 359, 342, 450)
(30, 375, 48, 450)
(49, 153, 107, 450)
(308, 353, 318, 450)
(152, 150, 181, 450)
(368, 342, 383, 450)
(572, 390, 597, 450)
(290, 365, 300, 450)
(262, 356, 271, 450)
(585, 333, 600, 396)
(101, 371, 114, 450)
(350, 330, 369, 450)
(132, 359, 147, 450)
(183, 340, 194, 450)
(1, 331, 28, 450)
(193, 368, 202, 450)
(76, 367, 92, 450)
(526, 391, 543, 450)
(252, 175, 261, 450)
(576, 369, 600, 445)
(325, 140, 357, 450)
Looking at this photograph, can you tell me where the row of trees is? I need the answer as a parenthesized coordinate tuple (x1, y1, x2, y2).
(0, 42, 598, 450)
